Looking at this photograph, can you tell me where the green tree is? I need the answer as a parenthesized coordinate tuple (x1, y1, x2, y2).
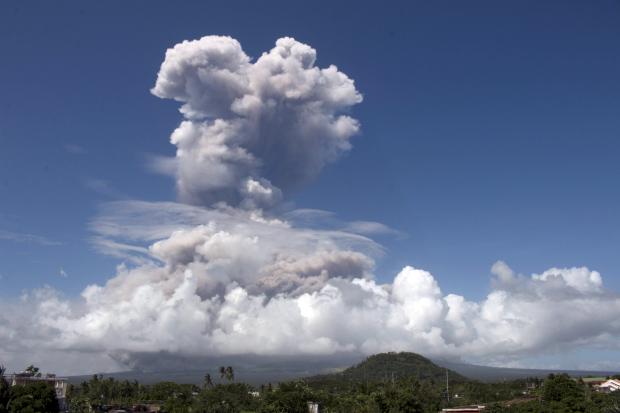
(225, 366, 234, 382)
(0, 365, 10, 413)
(196, 382, 258, 413)
(8, 382, 59, 413)
(24, 366, 42, 378)
(216, 366, 235, 383)
(542, 374, 585, 404)
(67, 395, 91, 413)
(204, 373, 214, 389)
(259, 382, 313, 413)
(372, 381, 425, 413)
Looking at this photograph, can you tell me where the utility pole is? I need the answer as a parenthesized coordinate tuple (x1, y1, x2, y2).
(446, 368, 450, 404)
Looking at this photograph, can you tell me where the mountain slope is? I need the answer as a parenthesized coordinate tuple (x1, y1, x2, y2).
(304, 352, 467, 390)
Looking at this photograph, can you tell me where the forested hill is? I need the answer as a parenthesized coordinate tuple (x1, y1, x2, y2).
(304, 352, 468, 390)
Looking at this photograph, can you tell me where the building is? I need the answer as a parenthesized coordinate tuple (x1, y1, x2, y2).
(307, 401, 320, 413)
(596, 379, 620, 393)
(581, 377, 606, 387)
(9, 372, 68, 411)
(441, 406, 486, 412)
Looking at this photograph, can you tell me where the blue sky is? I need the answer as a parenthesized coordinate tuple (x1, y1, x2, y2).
(1, 0, 620, 371)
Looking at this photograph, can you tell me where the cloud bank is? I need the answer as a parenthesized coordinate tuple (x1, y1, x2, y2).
(2, 36, 620, 374)
(4, 203, 620, 373)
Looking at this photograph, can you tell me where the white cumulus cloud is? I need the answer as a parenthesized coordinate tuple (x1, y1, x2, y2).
(3, 236, 620, 374)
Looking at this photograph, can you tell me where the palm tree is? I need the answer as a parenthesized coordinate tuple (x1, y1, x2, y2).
(217, 365, 235, 382)
(203, 373, 213, 389)
(225, 366, 234, 382)
(24, 365, 41, 378)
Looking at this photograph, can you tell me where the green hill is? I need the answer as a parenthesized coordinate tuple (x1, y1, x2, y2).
(304, 352, 468, 391)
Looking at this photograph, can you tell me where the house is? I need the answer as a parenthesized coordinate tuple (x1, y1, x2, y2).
(9, 372, 68, 411)
(596, 379, 620, 393)
(581, 377, 607, 387)
(441, 406, 486, 412)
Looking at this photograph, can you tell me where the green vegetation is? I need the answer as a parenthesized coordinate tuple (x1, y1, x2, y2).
(6, 382, 59, 413)
(305, 352, 467, 391)
(63, 369, 620, 412)
(0, 366, 10, 413)
(484, 374, 620, 413)
(5, 353, 620, 412)
(0, 365, 59, 413)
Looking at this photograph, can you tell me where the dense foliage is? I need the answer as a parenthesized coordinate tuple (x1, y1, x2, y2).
(6, 382, 59, 413)
(5, 354, 620, 412)
(0, 365, 59, 413)
(62, 371, 620, 412)
(0, 367, 10, 413)
(485, 374, 620, 413)
(66, 375, 199, 412)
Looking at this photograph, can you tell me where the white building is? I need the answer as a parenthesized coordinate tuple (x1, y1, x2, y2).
(596, 379, 620, 393)
(307, 401, 320, 413)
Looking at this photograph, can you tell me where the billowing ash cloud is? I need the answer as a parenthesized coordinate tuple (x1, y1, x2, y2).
(150, 36, 362, 208)
(2, 36, 620, 375)
(3, 209, 620, 373)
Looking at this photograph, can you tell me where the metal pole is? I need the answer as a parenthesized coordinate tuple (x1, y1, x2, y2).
(446, 368, 450, 404)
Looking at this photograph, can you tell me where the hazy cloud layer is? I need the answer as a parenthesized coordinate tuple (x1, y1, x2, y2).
(0, 229, 61, 246)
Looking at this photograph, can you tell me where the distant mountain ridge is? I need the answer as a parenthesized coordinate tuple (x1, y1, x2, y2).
(67, 352, 620, 385)
(432, 358, 620, 383)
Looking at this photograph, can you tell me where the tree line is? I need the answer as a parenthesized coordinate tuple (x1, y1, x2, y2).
(4, 363, 620, 412)
(62, 371, 620, 413)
